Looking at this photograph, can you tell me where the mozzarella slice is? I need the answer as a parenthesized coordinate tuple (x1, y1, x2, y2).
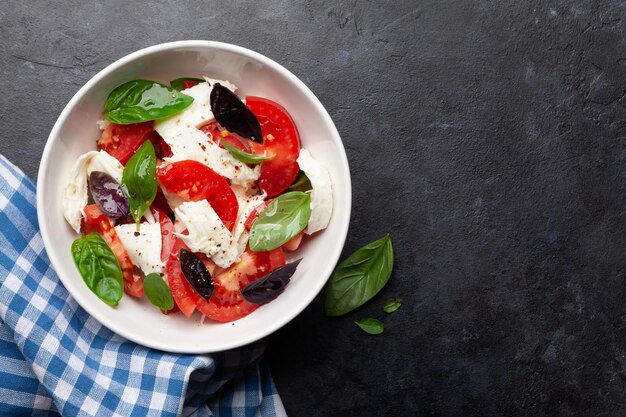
(163, 128, 260, 186)
(230, 184, 267, 261)
(154, 79, 236, 142)
(87, 150, 123, 182)
(174, 200, 235, 268)
(62, 150, 123, 233)
(296, 149, 333, 234)
(114, 222, 163, 275)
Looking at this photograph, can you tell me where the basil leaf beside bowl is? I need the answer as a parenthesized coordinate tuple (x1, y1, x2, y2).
(221, 139, 274, 164)
(71, 233, 123, 306)
(355, 318, 384, 335)
(103, 79, 194, 124)
(325, 234, 394, 317)
(249, 192, 311, 252)
(169, 77, 205, 91)
(143, 273, 174, 311)
(122, 140, 157, 226)
(383, 298, 403, 313)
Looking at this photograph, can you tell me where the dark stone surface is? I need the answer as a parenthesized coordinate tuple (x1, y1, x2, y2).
(2, 0, 626, 415)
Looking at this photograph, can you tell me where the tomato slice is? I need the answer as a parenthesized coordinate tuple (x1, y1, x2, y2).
(195, 248, 286, 322)
(183, 80, 200, 89)
(165, 238, 217, 317)
(157, 160, 239, 230)
(199, 122, 248, 151)
(243, 200, 271, 231)
(283, 231, 304, 252)
(149, 131, 172, 159)
(246, 97, 300, 197)
(97, 122, 156, 165)
(81, 204, 144, 297)
(151, 207, 176, 263)
(151, 189, 174, 216)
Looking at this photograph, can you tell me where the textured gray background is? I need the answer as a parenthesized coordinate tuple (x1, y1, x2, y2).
(2, 0, 626, 416)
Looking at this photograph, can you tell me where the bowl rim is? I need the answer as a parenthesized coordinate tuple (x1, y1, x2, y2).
(36, 40, 352, 353)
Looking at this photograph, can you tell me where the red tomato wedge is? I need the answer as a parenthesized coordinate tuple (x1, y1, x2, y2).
(199, 122, 248, 151)
(156, 160, 239, 230)
(283, 231, 304, 252)
(151, 208, 176, 263)
(81, 204, 144, 297)
(247, 97, 301, 197)
(150, 208, 178, 314)
(165, 238, 217, 318)
(244, 200, 269, 231)
(183, 80, 200, 89)
(151, 189, 174, 216)
(195, 248, 286, 322)
(97, 122, 157, 165)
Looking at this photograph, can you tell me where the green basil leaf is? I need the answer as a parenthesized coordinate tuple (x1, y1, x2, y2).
(169, 77, 205, 91)
(71, 233, 123, 306)
(325, 234, 394, 317)
(288, 171, 312, 192)
(355, 318, 384, 335)
(383, 298, 403, 313)
(143, 273, 174, 310)
(122, 140, 157, 226)
(103, 79, 194, 124)
(221, 139, 274, 164)
(249, 192, 311, 252)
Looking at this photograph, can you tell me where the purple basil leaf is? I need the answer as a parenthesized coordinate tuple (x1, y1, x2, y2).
(241, 259, 302, 304)
(89, 171, 129, 219)
(210, 83, 262, 143)
(179, 249, 214, 301)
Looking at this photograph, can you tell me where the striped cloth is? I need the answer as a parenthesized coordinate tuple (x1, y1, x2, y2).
(0, 155, 287, 417)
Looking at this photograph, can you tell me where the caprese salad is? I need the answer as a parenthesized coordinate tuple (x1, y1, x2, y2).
(62, 76, 333, 322)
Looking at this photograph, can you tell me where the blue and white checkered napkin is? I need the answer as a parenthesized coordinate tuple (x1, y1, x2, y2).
(0, 155, 287, 417)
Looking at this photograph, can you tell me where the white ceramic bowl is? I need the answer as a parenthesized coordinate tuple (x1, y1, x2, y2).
(37, 41, 351, 353)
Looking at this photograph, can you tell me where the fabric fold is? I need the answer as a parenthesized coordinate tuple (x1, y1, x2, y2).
(0, 155, 286, 417)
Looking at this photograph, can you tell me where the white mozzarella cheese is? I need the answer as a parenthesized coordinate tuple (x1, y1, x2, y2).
(230, 184, 267, 261)
(296, 149, 334, 234)
(154, 79, 237, 142)
(62, 150, 123, 233)
(163, 128, 260, 186)
(173, 200, 236, 268)
(114, 222, 164, 275)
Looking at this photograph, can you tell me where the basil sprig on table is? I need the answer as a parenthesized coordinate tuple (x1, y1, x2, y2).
(71, 233, 123, 306)
(220, 139, 274, 164)
(355, 318, 385, 335)
(249, 192, 311, 252)
(103, 79, 194, 124)
(143, 273, 174, 311)
(383, 298, 403, 313)
(325, 234, 394, 317)
(169, 77, 204, 91)
(122, 140, 157, 226)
